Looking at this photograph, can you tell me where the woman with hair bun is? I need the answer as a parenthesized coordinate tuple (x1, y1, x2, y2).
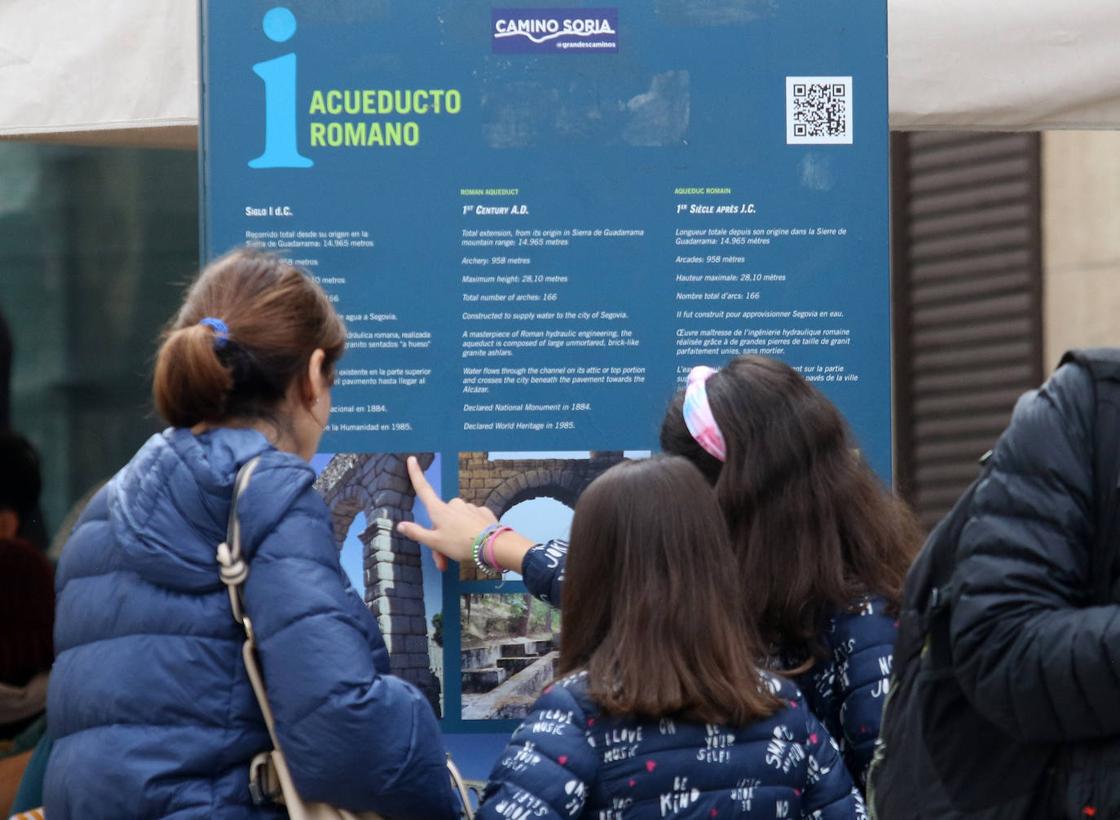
(46, 249, 456, 819)
(404, 355, 919, 791)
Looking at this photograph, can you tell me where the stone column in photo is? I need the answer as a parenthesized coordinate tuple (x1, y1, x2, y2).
(358, 455, 441, 716)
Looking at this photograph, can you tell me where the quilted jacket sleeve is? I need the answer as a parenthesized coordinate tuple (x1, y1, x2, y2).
(800, 710, 866, 819)
(521, 539, 568, 607)
(477, 683, 598, 820)
(949, 362, 1120, 743)
(826, 600, 897, 788)
(242, 478, 456, 819)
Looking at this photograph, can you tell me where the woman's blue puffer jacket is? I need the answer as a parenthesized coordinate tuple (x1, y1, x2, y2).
(45, 428, 455, 819)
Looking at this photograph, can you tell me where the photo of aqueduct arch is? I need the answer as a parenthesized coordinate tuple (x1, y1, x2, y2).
(457, 451, 626, 580)
(314, 452, 441, 715)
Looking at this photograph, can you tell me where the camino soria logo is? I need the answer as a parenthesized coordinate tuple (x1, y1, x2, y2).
(491, 8, 619, 53)
(249, 6, 313, 169)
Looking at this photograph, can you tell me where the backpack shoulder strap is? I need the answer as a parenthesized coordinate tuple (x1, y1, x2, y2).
(1059, 349, 1120, 604)
(930, 450, 994, 597)
(1061, 348, 1120, 384)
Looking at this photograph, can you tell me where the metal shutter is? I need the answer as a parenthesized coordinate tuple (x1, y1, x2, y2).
(892, 132, 1043, 529)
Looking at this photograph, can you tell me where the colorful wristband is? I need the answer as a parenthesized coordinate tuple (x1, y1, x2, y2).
(472, 524, 501, 574)
(483, 526, 513, 572)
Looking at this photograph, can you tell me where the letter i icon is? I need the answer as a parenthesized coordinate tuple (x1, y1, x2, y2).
(249, 7, 313, 168)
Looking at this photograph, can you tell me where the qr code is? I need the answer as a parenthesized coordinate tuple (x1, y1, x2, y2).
(786, 76, 853, 145)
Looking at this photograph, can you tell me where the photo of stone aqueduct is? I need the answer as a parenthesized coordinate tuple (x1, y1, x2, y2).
(457, 451, 626, 580)
(313, 450, 626, 719)
(314, 453, 442, 713)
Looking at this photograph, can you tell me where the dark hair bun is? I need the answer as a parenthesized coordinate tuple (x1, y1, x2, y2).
(152, 249, 345, 428)
(153, 324, 233, 428)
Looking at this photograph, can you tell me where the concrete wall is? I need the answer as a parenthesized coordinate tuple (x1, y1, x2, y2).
(1042, 131, 1120, 368)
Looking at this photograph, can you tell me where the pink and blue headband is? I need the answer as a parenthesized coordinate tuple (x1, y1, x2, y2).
(683, 365, 727, 462)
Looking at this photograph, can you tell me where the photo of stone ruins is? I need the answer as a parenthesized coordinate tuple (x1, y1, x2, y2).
(461, 593, 560, 720)
(456, 451, 627, 719)
(314, 452, 443, 716)
(312, 450, 632, 721)
(456, 451, 626, 581)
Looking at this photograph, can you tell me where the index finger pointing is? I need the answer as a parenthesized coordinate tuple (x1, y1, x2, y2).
(406, 455, 442, 509)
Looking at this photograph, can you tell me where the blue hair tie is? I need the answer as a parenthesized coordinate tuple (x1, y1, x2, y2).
(199, 317, 230, 349)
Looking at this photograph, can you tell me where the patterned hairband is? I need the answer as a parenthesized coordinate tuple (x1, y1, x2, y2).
(683, 365, 727, 462)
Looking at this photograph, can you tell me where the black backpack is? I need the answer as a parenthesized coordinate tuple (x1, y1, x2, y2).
(867, 349, 1120, 820)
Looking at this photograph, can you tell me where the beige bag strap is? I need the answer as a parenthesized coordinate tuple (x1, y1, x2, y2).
(217, 458, 372, 820)
(215, 459, 286, 752)
(217, 457, 474, 820)
(446, 757, 477, 818)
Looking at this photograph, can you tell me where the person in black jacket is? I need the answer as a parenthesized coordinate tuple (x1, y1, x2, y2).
(0, 308, 11, 431)
(949, 357, 1120, 815)
(0, 433, 47, 552)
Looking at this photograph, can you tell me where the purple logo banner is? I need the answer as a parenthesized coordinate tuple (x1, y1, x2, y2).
(492, 8, 618, 54)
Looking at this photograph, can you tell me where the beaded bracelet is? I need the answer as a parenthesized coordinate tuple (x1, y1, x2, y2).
(472, 524, 501, 574)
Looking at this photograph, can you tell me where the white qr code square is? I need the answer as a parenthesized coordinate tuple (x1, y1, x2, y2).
(786, 76, 853, 145)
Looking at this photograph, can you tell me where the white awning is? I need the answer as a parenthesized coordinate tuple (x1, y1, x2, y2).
(0, 0, 198, 149)
(0, 0, 1117, 148)
(890, 0, 1120, 131)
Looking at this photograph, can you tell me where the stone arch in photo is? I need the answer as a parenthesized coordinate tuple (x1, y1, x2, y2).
(457, 451, 626, 580)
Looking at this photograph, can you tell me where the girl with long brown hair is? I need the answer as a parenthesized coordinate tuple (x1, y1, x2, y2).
(474, 456, 864, 819)
(404, 355, 919, 790)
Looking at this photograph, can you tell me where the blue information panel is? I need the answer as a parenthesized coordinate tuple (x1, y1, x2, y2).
(201, 0, 889, 776)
